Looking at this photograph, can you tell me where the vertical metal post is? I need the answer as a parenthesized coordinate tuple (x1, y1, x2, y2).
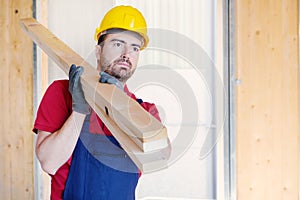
(223, 0, 236, 199)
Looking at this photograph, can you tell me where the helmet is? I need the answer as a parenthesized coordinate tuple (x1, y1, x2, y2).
(94, 5, 149, 50)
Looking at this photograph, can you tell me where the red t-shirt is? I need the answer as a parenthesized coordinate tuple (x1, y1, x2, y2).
(33, 80, 160, 200)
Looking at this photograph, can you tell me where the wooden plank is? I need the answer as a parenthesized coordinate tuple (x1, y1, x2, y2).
(19, 18, 170, 172)
(235, 0, 299, 199)
(0, 0, 34, 199)
(85, 95, 169, 172)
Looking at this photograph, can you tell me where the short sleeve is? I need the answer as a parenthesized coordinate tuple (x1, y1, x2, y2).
(33, 80, 72, 133)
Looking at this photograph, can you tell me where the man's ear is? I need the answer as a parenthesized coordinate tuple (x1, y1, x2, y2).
(95, 45, 102, 61)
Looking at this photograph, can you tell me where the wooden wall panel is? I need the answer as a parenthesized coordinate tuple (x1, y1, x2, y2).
(40, 0, 49, 95)
(0, 0, 34, 199)
(235, 0, 299, 199)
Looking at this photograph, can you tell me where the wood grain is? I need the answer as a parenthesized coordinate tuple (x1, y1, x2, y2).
(0, 0, 34, 199)
(235, 0, 299, 199)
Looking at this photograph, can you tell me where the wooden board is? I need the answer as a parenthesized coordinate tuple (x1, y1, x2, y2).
(19, 18, 170, 172)
(235, 0, 299, 199)
(0, 0, 34, 199)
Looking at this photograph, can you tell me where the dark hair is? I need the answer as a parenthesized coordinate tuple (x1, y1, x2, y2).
(97, 34, 107, 47)
(97, 28, 143, 47)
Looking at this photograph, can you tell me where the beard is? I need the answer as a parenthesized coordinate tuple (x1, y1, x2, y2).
(100, 57, 135, 82)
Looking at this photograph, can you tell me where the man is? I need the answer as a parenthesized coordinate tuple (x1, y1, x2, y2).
(33, 5, 161, 199)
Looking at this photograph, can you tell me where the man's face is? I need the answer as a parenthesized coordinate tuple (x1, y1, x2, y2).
(96, 31, 142, 83)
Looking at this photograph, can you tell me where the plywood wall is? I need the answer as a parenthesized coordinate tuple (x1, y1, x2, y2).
(0, 0, 34, 199)
(235, 0, 299, 199)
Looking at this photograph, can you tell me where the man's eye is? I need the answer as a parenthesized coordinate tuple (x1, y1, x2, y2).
(132, 47, 140, 52)
(114, 42, 122, 47)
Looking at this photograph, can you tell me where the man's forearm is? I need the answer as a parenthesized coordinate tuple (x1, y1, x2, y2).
(35, 111, 86, 175)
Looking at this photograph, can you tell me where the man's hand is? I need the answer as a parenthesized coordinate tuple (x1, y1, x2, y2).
(99, 71, 124, 91)
(69, 64, 90, 114)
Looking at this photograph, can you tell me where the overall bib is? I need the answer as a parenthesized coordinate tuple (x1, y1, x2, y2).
(63, 113, 139, 200)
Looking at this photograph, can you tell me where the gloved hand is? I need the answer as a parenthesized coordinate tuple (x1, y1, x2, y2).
(69, 64, 90, 114)
(99, 71, 124, 91)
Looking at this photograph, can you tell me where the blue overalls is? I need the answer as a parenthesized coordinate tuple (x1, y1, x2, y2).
(63, 113, 139, 200)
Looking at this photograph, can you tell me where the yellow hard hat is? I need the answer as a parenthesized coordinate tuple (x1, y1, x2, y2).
(94, 5, 149, 50)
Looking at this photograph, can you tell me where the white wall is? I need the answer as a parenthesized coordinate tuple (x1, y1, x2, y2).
(47, 0, 114, 81)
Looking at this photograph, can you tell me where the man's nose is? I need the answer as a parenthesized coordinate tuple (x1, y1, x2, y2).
(121, 55, 128, 60)
(121, 45, 132, 56)
(121, 48, 130, 60)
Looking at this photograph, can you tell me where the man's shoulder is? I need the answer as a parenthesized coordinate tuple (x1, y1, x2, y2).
(43, 79, 71, 102)
(45, 79, 69, 95)
(49, 79, 69, 89)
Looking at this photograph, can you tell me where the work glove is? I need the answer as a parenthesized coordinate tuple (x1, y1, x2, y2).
(69, 64, 90, 114)
(99, 71, 124, 91)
